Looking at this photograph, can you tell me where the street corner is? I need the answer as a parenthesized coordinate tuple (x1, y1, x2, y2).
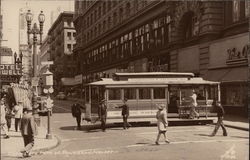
(1, 129, 61, 159)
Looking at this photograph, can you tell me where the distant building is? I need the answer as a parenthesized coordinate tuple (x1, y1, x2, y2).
(39, 36, 50, 74)
(0, 47, 13, 64)
(48, 11, 76, 92)
(0, 0, 3, 47)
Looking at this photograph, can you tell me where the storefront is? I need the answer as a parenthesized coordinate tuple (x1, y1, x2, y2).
(204, 33, 249, 116)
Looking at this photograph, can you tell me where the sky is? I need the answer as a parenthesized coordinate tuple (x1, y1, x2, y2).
(1, 0, 74, 53)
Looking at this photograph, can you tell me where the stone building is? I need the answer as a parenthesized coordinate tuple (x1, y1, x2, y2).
(74, 0, 249, 116)
(48, 11, 76, 92)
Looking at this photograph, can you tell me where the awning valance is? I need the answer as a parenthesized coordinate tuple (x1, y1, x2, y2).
(204, 67, 248, 83)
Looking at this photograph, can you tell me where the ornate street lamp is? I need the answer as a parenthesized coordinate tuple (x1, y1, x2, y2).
(43, 69, 54, 139)
(26, 10, 45, 78)
(14, 52, 23, 82)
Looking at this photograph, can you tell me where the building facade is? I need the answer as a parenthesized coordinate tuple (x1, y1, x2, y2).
(74, 0, 249, 116)
(48, 11, 76, 92)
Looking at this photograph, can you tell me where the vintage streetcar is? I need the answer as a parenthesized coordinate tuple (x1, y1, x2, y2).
(82, 72, 220, 123)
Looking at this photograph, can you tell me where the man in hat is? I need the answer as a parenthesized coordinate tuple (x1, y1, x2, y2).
(98, 99, 107, 132)
(116, 98, 132, 129)
(71, 102, 85, 130)
(20, 107, 37, 157)
(13, 101, 23, 132)
(211, 101, 228, 137)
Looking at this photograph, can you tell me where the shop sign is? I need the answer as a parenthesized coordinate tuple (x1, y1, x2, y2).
(0, 64, 22, 75)
(226, 44, 249, 65)
(75, 74, 82, 84)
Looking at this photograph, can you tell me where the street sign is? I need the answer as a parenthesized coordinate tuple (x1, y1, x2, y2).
(41, 61, 54, 65)
(46, 97, 54, 109)
(31, 77, 39, 86)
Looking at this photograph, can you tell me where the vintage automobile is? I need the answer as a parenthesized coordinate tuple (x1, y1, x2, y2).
(56, 92, 67, 100)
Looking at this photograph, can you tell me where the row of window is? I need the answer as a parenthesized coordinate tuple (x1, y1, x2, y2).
(84, 14, 171, 66)
(76, 1, 151, 44)
(108, 88, 166, 100)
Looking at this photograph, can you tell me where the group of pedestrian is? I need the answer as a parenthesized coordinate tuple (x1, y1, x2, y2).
(70, 93, 227, 146)
(0, 97, 38, 158)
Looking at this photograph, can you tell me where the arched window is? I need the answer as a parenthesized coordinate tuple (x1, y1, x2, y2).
(98, 23, 101, 34)
(113, 12, 117, 25)
(98, 6, 101, 18)
(180, 12, 199, 40)
(103, 20, 106, 31)
(103, 2, 106, 15)
(119, 7, 123, 22)
(126, 2, 131, 17)
(108, 17, 111, 28)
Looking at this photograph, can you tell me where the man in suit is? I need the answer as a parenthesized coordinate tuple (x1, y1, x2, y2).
(71, 103, 84, 130)
(116, 98, 132, 129)
(98, 99, 107, 132)
(13, 101, 23, 132)
(20, 107, 37, 157)
(211, 101, 228, 136)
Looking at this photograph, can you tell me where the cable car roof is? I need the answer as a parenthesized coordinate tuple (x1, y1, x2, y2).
(87, 77, 219, 86)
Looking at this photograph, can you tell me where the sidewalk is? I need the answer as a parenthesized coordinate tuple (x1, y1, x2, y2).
(1, 120, 59, 158)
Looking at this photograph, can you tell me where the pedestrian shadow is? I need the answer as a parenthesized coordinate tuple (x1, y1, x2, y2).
(195, 133, 211, 137)
(230, 136, 249, 139)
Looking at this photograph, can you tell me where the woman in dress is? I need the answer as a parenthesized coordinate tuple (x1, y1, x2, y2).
(155, 104, 170, 145)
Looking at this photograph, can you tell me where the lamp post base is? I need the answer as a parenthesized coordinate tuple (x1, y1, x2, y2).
(46, 134, 52, 139)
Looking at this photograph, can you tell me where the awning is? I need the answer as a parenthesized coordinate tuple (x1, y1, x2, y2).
(61, 77, 76, 86)
(204, 67, 248, 83)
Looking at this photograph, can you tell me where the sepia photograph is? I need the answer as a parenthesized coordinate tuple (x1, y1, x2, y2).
(0, 0, 249, 159)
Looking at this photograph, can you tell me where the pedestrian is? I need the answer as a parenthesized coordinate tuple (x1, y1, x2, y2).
(5, 106, 12, 131)
(116, 98, 131, 129)
(155, 104, 169, 145)
(71, 102, 84, 130)
(20, 107, 37, 157)
(189, 89, 199, 119)
(211, 101, 227, 137)
(13, 101, 23, 132)
(0, 99, 10, 139)
(98, 99, 107, 132)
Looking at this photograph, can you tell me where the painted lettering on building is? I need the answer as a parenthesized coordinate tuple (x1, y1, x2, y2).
(226, 44, 249, 65)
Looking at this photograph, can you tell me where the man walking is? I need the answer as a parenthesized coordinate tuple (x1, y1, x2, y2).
(20, 107, 37, 157)
(116, 98, 132, 129)
(0, 99, 9, 139)
(211, 101, 227, 136)
(98, 99, 107, 132)
(71, 103, 84, 130)
(189, 90, 199, 119)
(13, 101, 23, 132)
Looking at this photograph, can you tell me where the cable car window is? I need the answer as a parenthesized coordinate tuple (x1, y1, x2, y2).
(124, 88, 136, 99)
(139, 88, 151, 99)
(108, 89, 121, 100)
(153, 88, 165, 99)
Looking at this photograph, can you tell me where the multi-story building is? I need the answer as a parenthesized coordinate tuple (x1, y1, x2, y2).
(39, 36, 50, 74)
(19, 8, 32, 81)
(74, 0, 249, 116)
(0, 0, 3, 47)
(48, 11, 76, 92)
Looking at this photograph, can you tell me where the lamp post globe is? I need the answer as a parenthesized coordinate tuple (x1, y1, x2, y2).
(25, 10, 33, 23)
(38, 11, 45, 23)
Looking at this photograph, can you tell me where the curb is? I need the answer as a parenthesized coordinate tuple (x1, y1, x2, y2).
(33, 134, 61, 154)
(224, 124, 249, 131)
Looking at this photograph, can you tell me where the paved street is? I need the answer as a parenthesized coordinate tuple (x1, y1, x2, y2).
(2, 100, 249, 160)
